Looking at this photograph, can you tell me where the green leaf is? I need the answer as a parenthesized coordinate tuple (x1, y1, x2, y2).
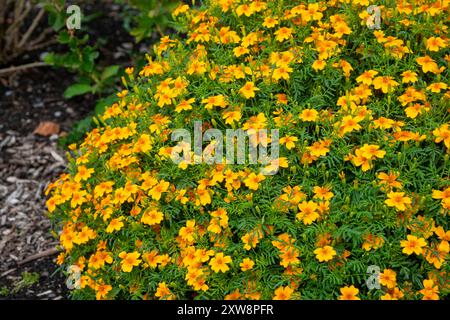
(101, 65, 120, 81)
(63, 83, 93, 99)
(57, 31, 71, 44)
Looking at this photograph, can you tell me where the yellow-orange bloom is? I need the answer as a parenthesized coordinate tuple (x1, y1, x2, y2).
(400, 235, 427, 255)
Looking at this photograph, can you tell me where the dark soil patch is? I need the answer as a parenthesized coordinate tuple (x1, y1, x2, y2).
(0, 257, 68, 300)
(0, 0, 153, 300)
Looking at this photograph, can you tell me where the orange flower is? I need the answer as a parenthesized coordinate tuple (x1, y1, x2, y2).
(338, 285, 360, 300)
(155, 282, 175, 300)
(273, 286, 294, 300)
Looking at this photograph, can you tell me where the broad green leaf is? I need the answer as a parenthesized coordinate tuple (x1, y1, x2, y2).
(63, 83, 93, 99)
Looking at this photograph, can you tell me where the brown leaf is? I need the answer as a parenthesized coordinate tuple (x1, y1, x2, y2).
(33, 121, 60, 137)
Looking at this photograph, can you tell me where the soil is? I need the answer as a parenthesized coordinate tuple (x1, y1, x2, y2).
(0, 0, 153, 300)
(0, 61, 86, 302)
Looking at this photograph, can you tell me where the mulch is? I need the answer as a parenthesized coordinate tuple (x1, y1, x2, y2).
(0, 0, 160, 300)
(0, 66, 94, 300)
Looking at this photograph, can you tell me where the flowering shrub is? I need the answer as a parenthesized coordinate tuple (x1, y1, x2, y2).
(46, 0, 449, 300)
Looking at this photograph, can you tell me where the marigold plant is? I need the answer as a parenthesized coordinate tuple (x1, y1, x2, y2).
(47, 0, 449, 300)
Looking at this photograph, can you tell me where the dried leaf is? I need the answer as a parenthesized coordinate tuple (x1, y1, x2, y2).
(33, 121, 60, 137)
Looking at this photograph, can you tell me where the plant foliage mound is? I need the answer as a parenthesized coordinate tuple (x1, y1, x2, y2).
(47, 0, 450, 300)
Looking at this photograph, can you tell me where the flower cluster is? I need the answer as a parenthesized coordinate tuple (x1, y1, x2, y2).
(47, 0, 449, 300)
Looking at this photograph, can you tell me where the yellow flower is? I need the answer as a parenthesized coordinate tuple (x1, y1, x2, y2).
(118, 251, 141, 272)
(426, 37, 446, 52)
(125, 67, 134, 75)
(338, 115, 362, 136)
(70, 190, 87, 208)
(239, 82, 259, 99)
(385, 191, 412, 211)
(187, 60, 207, 75)
(273, 286, 294, 300)
(74, 166, 94, 182)
(106, 217, 124, 233)
(416, 56, 438, 73)
(426, 82, 448, 93)
(272, 65, 293, 81)
(175, 98, 195, 113)
(149, 180, 170, 201)
(299, 109, 318, 122)
(296, 200, 319, 225)
(401, 70, 418, 83)
(233, 46, 249, 57)
(222, 108, 242, 125)
(179, 220, 196, 242)
(379, 269, 397, 289)
(172, 4, 189, 16)
(274, 27, 293, 42)
(202, 95, 228, 110)
(209, 252, 232, 273)
(155, 282, 175, 300)
(196, 187, 212, 206)
(134, 134, 152, 153)
(235, 4, 254, 17)
(279, 135, 298, 150)
(312, 59, 326, 71)
(244, 172, 266, 190)
(338, 285, 360, 300)
(400, 235, 427, 255)
(419, 279, 439, 300)
(433, 124, 450, 149)
(262, 17, 279, 28)
(372, 76, 399, 93)
(95, 283, 112, 300)
(240, 258, 255, 271)
(380, 287, 404, 300)
(356, 70, 378, 85)
(141, 209, 164, 226)
(313, 186, 334, 200)
(314, 245, 336, 262)
(359, 144, 386, 159)
(306, 140, 330, 157)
